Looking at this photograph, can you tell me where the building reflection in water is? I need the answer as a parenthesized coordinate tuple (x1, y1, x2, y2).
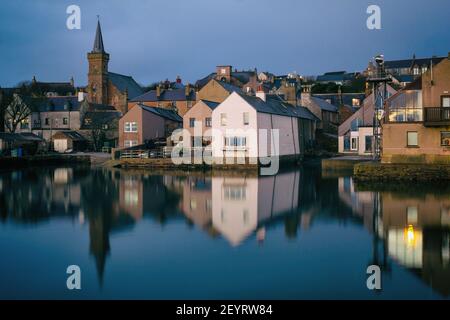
(0, 166, 449, 297)
(346, 177, 450, 297)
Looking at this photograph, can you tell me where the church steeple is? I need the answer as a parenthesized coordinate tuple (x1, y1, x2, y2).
(92, 18, 105, 53)
(87, 17, 109, 104)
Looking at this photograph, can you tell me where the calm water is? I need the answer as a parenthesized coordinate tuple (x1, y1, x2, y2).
(0, 165, 449, 300)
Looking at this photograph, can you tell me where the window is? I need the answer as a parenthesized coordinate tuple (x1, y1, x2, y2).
(365, 135, 373, 153)
(189, 118, 196, 128)
(413, 67, 420, 75)
(223, 185, 246, 200)
(45, 118, 49, 126)
(407, 207, 418, 225)
(344, 136, 350, 151)
(407, 131, 418, 147)
(220, 113, 227, 126)
(63, 117, 68, 125)
(352, 99, 360, 107)
(221, 68, 226, 75)
(243, 112, 249, 125)
(20, 118, 29, 129)
(224, 137, 247, 147)
(387, 90, 423, 122)
(350, 118, 362, 131)
(124, 122, 138, 132)
(441, 132, 450, 146)
(205, 117, 212, 127)
(442, 96, 450, 108)
(124, 140, 138, 148)
(351, 137, 358, 151)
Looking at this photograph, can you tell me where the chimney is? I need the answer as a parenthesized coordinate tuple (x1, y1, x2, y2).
(176, 75, 182, 84)
(448, 52, 450, 59)
(256, 85, 266, 102)
(32, 75, 37, 84)
(156, 85, 161, 99)
(70, 76, 74, 87)
(185, 83, 191, 97)
(78, 90, 87, 102)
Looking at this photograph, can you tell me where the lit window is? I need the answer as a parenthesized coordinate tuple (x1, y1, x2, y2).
(220, 113, 227, 126)
(243, 112, 249, 125)
(441, 132, 450, 146)
(125, 122, 138, 132)
(407, 131, 418, 147)
(352, 99, 360, 107)
(388, 90, 423, 122)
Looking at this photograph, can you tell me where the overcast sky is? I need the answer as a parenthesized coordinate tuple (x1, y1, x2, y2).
(1, 0, 450, 87)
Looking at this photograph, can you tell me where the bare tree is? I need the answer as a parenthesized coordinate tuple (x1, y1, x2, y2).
(5, 94, 32, 133)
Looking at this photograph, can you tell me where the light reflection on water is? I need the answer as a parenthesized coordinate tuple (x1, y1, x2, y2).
(0, 166, 448, 299)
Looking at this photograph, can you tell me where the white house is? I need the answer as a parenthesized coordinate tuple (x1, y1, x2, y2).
(210, 90, 317, 162)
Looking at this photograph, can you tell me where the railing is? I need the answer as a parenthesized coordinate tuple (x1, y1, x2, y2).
(424, 107, 450, 125)
(120, 149, 150, 159)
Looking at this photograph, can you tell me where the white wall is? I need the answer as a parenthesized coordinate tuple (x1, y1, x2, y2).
(211, 92, 301, 159)
(211, 93, 258, 159)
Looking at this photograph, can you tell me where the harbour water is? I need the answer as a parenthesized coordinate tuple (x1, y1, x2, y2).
(0, 165, 448, 299)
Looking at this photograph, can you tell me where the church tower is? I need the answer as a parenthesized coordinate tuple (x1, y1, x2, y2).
(87, 19, 109, 104)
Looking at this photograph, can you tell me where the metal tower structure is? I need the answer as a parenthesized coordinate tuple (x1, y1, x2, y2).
(367, 55, 392, 160)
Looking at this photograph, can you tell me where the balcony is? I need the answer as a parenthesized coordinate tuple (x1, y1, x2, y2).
(424, 107, 450, 126)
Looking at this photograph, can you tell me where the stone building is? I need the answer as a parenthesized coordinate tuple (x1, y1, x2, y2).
(86, 20, 143, 114)
(382, 52, 450, 163)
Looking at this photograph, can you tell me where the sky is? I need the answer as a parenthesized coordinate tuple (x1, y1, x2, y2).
(1, 0, 450, 87)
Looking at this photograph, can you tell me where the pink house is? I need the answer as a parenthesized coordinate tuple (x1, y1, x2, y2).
(119, 103, 182, 148)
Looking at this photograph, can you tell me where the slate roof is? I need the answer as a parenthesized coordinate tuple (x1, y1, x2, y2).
(195, 70, 256, 88)
(31, 81, 75, 96)
(312, 93, 366, 109)
(28, 96, 81, 112)
(309, 96, 339, 112)
(237, 93, 318, 121)
(216, 80, 243, 94)
(140, 104, 183, 122)
(0, 132, 43, 142)
(385, 56, 445, 69)
(108, 72, 144, 99)
(316, 71, 356, 83)
(130, 87, 196, 102)
(81, 111, 121, 130)
(201, 100, 220, 110)
(392, 74, 415, 83)
(92, 20, 105, 53)
(52, 130, 86, 141)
